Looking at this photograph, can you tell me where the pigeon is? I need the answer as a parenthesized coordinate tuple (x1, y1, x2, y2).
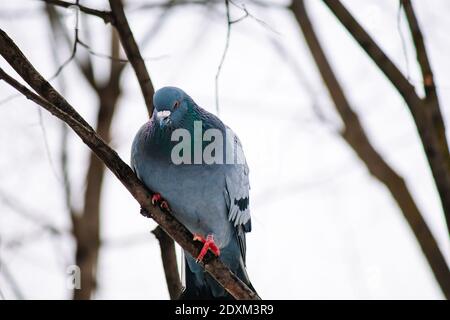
(131, 86, 256, 299)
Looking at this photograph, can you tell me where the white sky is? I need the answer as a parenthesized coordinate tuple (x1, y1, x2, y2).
(0, 0, 449, 299)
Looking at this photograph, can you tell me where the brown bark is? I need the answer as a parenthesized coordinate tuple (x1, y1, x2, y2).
(43, 0, 113, 24)
(0, 28, 259, 300)
(399, 0, 450, 232)
(109, 0, 154, 117)
(152, 226, 182, 299)
(291, 0, 450, 299)
(321, 0, 450, 237)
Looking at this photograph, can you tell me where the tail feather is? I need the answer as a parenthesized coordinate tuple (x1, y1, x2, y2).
(179, 259, 234, 300)
(179, 244, 256, 300)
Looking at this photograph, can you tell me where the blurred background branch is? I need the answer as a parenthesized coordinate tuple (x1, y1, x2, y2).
(291, 0, 450, 299)
(321, 0, 450, 237)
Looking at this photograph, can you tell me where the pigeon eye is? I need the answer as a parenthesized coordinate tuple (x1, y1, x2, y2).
(173, 101, 180, 109)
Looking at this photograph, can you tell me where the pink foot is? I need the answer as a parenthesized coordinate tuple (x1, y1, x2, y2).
(151, 193, 170, 211)
(193, 234, 220, 263)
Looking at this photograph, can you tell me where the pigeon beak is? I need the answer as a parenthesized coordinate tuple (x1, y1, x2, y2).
(156, 110, 171, 125)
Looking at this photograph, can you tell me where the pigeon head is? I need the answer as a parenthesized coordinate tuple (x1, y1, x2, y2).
(153, 86, 191, 128)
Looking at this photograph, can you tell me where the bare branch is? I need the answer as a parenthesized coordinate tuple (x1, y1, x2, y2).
(215, 0, 232, 115)
(396, 2, 411, 80)
(109, 0, 154, 117)
(268, 36, 337, 130)
(0, 236, 25, 300)
(47, 4, 98, 90)
(152, 226, 182, 299)
(47, 1, 83, 82)
(77, 39, 168, 63)
(400, 0, 436, 100)
(40, 0, 113, 24)
(321, 0, 450, 241)
(0, 256, 25, 300)
(132, 0, 213, 10)
(0, 188, 63, 235)
(0, 3, 81, 106)
(291, 0, 450, 298)
(399, 3, 450, 229)
(214, 0, 278, 115)
(229, 0, 280, 34)
(321, 0, 420, 106)
(248, 0, 288, 9)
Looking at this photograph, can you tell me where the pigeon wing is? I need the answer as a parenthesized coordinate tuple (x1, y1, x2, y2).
(224, 129, 251, 261)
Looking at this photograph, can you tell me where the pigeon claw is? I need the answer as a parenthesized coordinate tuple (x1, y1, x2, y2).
(193, 234, 220, 263)
(151, 193, 162, 205)
(151, 193, 170, 211)
(160, 200, 170, 211)
(140, 207, 151, 218)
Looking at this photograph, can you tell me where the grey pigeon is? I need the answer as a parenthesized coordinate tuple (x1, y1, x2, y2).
(131, 87, 255, 299)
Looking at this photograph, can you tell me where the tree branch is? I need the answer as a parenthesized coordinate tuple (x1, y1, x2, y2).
(109, 0, 154, 117)
(45, 3, 98, 90)
(291, 0, 450, 299)
(400, 0, 436, 100)
(0, 188, 64, 236)
(0, 29, 259, 300)
(40, 0, 113, 24)
(215, 0, 231, 116)
(152, 226, 182, 299)
(0, 256, 25, 300)
(321, 0, 420, 107)
(321, 0, 450, 241)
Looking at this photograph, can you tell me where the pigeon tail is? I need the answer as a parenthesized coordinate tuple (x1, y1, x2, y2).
(178, 233, 256, 300)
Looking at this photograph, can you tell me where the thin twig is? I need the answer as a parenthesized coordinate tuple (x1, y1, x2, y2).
(50, 1, 80, 80)
(215, 0, 278, 115)
(152, 226, 182, 299)
(0, 188, 64, 235)
(229, 0, 280, 34)
(45, 1, 78, 221)
(269, 35, 337, 131)
(0, 252, 25, 300)
(39, 0, 113, 24)
(109, 0, 155, 117)
(77, 39, 169, 63)
(0, 4, 80, 108)
(400, 0, 437, 100)
(397, 1, 411, 80)
(38, 108, 61, 182)
(131, 0, 212, 11)
(215, 0, 232, 115)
